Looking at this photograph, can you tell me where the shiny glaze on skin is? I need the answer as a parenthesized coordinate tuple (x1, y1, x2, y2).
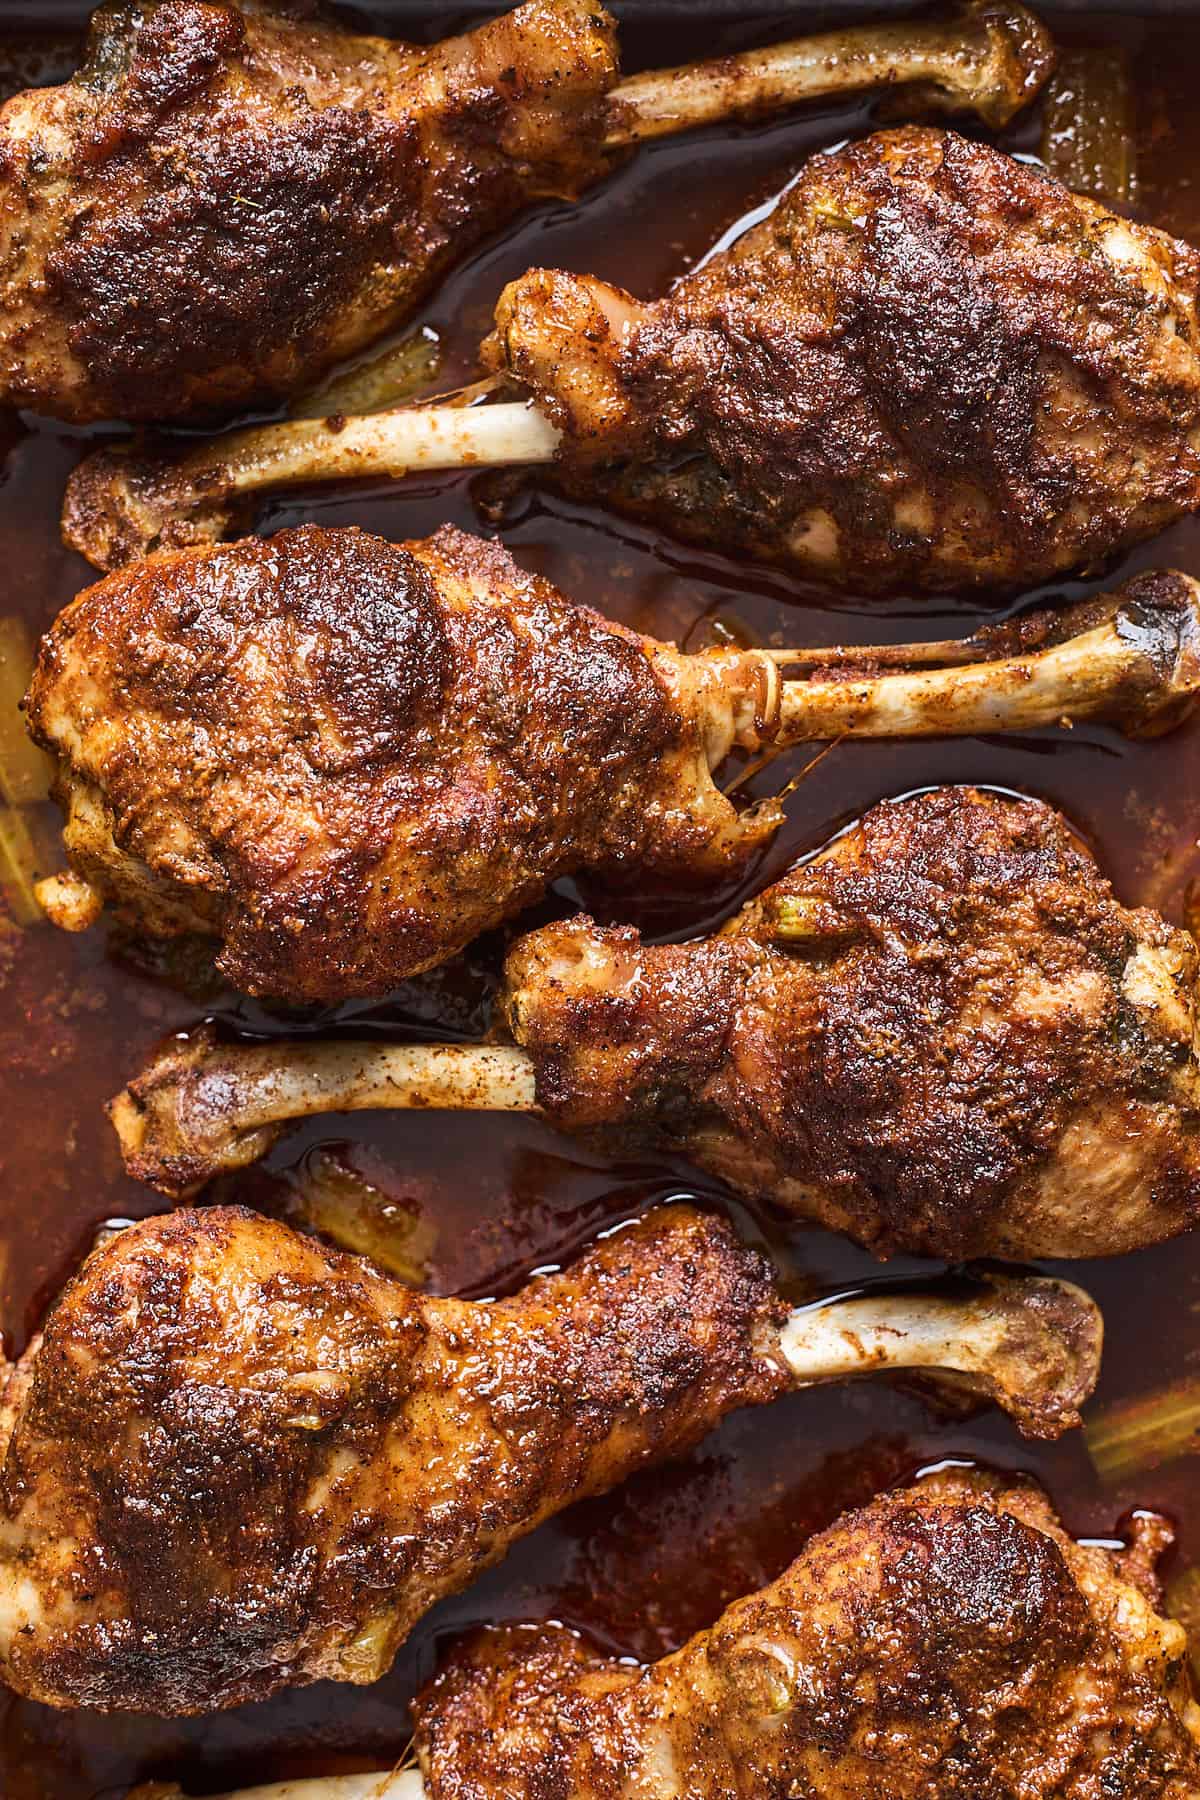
(5, 6, 1200, 1795)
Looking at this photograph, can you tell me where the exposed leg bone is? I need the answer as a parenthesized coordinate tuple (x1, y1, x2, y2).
(481, 134, 1200, 594)
(605, 2, 1054, 144)
(105, 1023, 1101, 1426)
(58, 8, 1056, 574)
(61, 429, 1200, 738)
(109, 1029, 1101, 1426)
(772, 574, 1200, 744)
(779, 1276, 1101, 1439)
(63, 403, 560, 573)
(122, 1147, 1104, 1434)
(0, 0, 1054, 427)
(30, 520, 1200, 1016)
(110, 1030, 537, 1198)
(64, 393, 1200, 754)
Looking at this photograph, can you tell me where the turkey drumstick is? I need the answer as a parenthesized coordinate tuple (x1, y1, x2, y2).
(26, 525, 1200, 1003)
(66, 125, 1200, 592)
(483, 124, 1200, 595)
(113, 787, 1200, 1263)
(0, 1, 1050, 426)
(0, 1204, 1099, 1713)
(413, 1471, 1200, 1800)
(119, 1477, 1200, 1800)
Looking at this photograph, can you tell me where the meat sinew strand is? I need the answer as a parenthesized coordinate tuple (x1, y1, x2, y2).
(25, 524, 1200, 999)
(112, 788, 1200, 1263)
(0, 3, 1052, 425)
(0, 1205, 1100, 1713)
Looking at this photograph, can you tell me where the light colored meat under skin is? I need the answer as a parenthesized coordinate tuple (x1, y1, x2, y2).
(505, 786, 1200, 1259)
(25, 522, 781, 1002)
(485, 126, 1200, 593)
(0, 0, 619, 423)
(414, 1469, 1200, 1800)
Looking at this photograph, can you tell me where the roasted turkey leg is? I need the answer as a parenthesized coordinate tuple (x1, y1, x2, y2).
(0, 2, 1050, 426)
(26, 524, 1200, 1002)
(0, 1204, 1098, 1713)
(410, 1470, 1200, 1800)
(111, 787, 1200, 1262)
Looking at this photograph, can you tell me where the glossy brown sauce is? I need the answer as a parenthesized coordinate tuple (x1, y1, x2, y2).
(5, 7, 1200, 1793)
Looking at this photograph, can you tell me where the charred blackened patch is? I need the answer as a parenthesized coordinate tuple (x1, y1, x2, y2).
(50, 104, 417, 415)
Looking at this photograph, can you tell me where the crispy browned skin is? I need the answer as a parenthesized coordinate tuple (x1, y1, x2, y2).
(506, 787, 1200, 1258)
(414, 1469, 1200, 1800)
(25, 523, 775, 1000)
(485, 126, 1200, 593)
(0, 1203, 788, 1714)
(0, 0, 618, 423)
